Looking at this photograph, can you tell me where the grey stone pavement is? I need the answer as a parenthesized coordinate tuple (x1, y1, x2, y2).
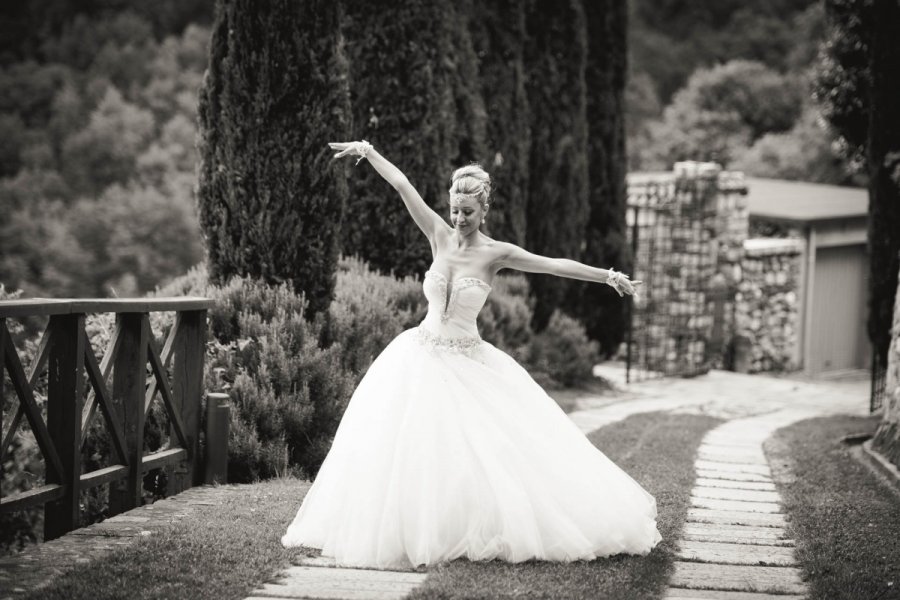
(247, 364, 871, 600)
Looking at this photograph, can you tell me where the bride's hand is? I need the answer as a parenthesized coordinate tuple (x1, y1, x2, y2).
(619, 277, 642, 298)
(329, 141, 371, 160)
(607, 271, 642, 298)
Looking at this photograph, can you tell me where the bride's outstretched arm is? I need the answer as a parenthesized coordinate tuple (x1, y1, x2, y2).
(329, 141, 449, 242)
(496, 242, 641, 297)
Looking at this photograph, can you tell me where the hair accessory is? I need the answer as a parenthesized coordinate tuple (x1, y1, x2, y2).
(450, 191, 480, 201)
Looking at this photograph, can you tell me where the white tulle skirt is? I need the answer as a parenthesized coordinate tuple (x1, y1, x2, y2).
(281, 327, 662, 569)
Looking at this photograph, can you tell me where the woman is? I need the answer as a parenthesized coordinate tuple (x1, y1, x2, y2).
(281, 140, 661, 569)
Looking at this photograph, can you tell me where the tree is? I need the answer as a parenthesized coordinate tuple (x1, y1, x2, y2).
(732, 104, 860, 185)
(197, 0, 351, 317)
(470, 0, 530, 246)
(640, 60, 805, 169)
(340, 1, 485, 278)
(566, 0, 631, 356)
(60, 85, 155, 196)
(816, 0, 900, 467)
(867, 0, 900, 466)
(523, 0, 591, 330)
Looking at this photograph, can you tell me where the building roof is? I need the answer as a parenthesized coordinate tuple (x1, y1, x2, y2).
(746, 177, 868, 223)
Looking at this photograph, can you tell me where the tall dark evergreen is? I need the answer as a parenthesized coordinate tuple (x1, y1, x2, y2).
(470, 0, 530, 246)
(197, 0, 351, 316)
(341, 1, 486, 279)
(867, 0, 900, 466)
(864, 0, 900, 383)
(567, 0, 632, 356)
(523, 0, 591, 330)
(816, 0, 900, 465)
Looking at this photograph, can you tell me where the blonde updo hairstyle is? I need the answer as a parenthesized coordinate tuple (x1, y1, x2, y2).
(449, 164, 492, 210)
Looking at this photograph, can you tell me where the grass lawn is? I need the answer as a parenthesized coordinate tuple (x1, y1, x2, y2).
(23, 410, 719, 600)
(766, 415, 900, 600)
(21, 477, 314, 600)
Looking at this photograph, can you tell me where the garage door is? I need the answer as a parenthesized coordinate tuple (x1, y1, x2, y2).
(809, 244, 870, 373)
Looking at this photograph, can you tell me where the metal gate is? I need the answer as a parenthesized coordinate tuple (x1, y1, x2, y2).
(872, 350, 887, 413)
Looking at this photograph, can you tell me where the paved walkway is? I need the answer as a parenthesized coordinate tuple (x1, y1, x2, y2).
(245, 366, 870, 600)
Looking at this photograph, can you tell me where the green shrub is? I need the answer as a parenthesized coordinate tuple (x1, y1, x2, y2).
(478, 272, 534, 365)
(528, 310, 601, 389)
(156, 269, 356, 480)
(327, 256, 426, 377)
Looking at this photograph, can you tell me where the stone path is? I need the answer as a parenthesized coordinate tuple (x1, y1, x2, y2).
(664, 409, 823, 599)
(245, 557, 426, 600)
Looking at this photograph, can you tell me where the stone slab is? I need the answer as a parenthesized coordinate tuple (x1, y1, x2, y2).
(699, 438, 764, 447)
(692, 487, 781, 503)
(670, 561, 806, 595)
(695, 460, 771, 476)
(698, 447, 768, 462)
(664, 587, 805, 600)
(687, 508, 787, 528)
(103, 515, 152, 523)
(682, 523, 792, 546)
(691, 497, 782, 514)
(677, 540, 797, 566)
(292, 556, 421, 574)
(695, 478, 777, 492)
(277, 566, 426, 584)
(248, 566, 426, 600)
(697, 452, 769, 468)
(696, 469, 772, 483)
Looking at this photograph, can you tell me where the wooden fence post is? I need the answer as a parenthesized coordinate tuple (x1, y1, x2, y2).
(172, 309, 206, 490)
(204, 392, 230, 485)
(43, 314, 84, 540)
(108, 313, 147, 515)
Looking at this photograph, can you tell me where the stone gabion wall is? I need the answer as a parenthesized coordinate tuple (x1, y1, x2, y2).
(625, 162, 748, 376)
(735, 239, 804, 372)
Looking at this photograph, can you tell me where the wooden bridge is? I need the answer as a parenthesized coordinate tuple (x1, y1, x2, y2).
(0, 298, 226, 543)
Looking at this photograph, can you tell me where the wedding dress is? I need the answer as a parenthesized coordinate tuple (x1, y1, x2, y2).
(281, 267, 662, 569)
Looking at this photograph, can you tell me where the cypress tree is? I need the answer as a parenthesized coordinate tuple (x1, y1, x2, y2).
(867, 0, 900, 466)
(197, 0, 351, 316)
(567, 0, 632, 356)
(523, 0, 591, 330)
(815, 0, 900, 370)
(816, 0, 900, 464)
(865, 0, 900, 387)
(470, 0, 530, 246)
(341, 1, 486, 278)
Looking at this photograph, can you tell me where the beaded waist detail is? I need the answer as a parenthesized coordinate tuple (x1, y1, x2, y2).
(413, 326, 482, 357)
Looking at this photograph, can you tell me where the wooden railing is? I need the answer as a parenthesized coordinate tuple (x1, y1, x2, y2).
(0, 298, 216, 541)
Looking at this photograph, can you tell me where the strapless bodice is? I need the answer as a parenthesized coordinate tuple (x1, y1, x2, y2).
(418, 269, 492, 340)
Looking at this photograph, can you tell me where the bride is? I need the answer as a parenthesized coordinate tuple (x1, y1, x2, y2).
(281, 140, 661, 569)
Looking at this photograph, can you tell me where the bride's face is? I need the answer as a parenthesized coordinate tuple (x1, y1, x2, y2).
(449, 197, 486, 233)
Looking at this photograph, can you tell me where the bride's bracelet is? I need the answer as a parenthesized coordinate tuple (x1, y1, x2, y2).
(354, 140, 373, 165)
(605, 268, 624, 292)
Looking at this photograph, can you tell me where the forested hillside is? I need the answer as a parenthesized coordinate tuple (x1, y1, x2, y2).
(0, 0, 858, 301)
(626, 0, 863, 184)
(0, 1, 213, 299)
